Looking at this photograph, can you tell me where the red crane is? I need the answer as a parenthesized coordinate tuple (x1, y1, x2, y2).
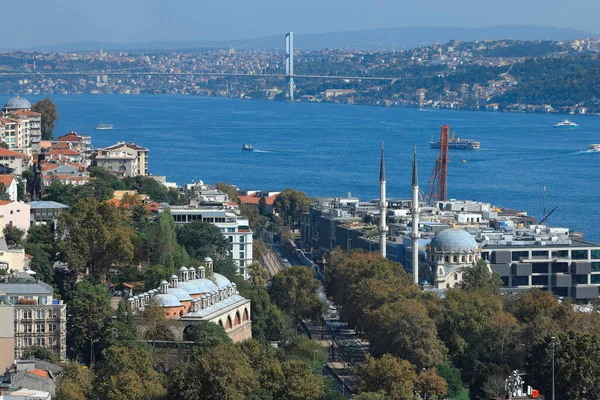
(425, 125, 450, 205)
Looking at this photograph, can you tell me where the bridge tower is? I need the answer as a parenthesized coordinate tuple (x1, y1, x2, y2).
(425, 125, 450, 205)
(285, 32, 294, 101)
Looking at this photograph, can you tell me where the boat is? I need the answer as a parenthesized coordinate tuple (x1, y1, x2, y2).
(96, 123, 114, 130)
(586, 144, 600, 152)
(430, 133, 480, 150)
(553, 119, 579, 129)
(242, 144, 254, 152)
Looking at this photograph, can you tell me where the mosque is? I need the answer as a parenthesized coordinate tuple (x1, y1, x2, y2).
(127, 257, 252, 342)
(378, 144, 487, 290)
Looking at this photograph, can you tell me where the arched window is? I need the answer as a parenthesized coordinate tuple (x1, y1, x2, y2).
(468, 256, 472, 263)
(453, 256, 458, 263)
(234, 311, 241, 326)
(226, 316, 232, 330)
(445, 256, 449, 263)
(179, 310, 184, 317)
(218, 320, 223, 327)
(461, 256, 465, 263)
(242, 308, 249, 322)
(454, 273, 458, 281)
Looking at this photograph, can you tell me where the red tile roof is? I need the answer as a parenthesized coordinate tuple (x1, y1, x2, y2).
(0, 175, 15, 187)
(45, 149, 80, 156)
(26, 369, 49, 378)
(0, 200, 13, 205)
(11, 109, 41, 117)
(0, 148, 23, 157)
(238, 194, 277, 205)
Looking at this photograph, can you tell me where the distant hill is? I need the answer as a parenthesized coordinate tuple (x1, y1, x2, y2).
(32, 25, 598, 52)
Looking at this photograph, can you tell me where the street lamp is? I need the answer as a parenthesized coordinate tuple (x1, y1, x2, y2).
(550, 336, 557, 400)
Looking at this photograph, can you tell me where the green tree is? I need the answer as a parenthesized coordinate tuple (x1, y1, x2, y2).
(416, 368, 448, 399)
(24, 243, 54, 284)
(183, 320, 232, 347)
(43, 180, 77, 206)
(54, 362, 93, 400)
(3, 221, 25, 247)
(94, 346, 167, 400)
(32, 97, 59, 140)
(146, 208, 186, 272)
(238, 339, 284, 395)
(22, 345, 59, 363)
(459, 259, 502, 295)
(281, 334, 328, 372)
(258, 197, 267, 215)
(176, 220, 230, 260)
(436, 364, 464, 399)
(278, 360, 325, 400)
(58, 198, 138, 282)
(66, 280, 113, 364)
(248, 261, 269, 286)
(237, 283, 290, 341)
(216, 182, 239, 202)
(144, 264, 170, 291)
(272, 188, 310, 227)
(268, 266, 325, 324)
(213, 256, 239, 281)
(17, 179, 25, 201)
(528, 332, 600, 400)
(356, 354, 417, 400)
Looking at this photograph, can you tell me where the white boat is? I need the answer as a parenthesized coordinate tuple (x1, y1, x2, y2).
(242, 144, 254, 152)
(553, 119, 579, 129)
(96, 123, 114, 130)
(430, 133, 480, 149)
(586, 144, 600, 152)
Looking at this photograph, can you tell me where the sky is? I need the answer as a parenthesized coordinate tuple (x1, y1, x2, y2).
(6, 0, 600, 48)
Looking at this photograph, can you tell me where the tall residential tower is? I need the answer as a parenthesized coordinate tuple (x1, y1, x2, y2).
(411, 147, 420, 284)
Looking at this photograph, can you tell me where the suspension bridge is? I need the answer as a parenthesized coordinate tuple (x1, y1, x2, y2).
(0, 32, 400, 101)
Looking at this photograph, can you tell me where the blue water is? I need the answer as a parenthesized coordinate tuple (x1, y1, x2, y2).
(10, 95, 600, 242)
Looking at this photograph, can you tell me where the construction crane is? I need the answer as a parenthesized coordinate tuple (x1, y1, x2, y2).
(425, 125, 450, 205)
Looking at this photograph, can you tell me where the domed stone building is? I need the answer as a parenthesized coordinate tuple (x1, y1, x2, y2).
(128, 257, 252, 342)
(2, 95, 32, 113)
(424, 228, 485, 289)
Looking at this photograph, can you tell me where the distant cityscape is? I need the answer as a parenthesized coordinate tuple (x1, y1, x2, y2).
(2, 37, 600, 114)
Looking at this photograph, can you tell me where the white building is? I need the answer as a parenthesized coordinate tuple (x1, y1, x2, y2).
(168, 206, 253, 279)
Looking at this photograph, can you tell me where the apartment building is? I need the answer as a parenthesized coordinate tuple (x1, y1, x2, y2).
(0, 275, 67, 361)
(0, 148, 24, 175)
(168, 205, 253, 279)
(97, 142, 148, 176)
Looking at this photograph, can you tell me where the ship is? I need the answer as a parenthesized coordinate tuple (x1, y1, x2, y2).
(242, 144, 254, 152)
(96, 123, 114, 130)
(430, 132, 480, 149)
(553, 119, 579, 129)
(586, 144, 600, 152)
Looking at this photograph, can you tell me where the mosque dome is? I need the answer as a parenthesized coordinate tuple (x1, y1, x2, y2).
(153, 293, 183, 307)
(3, 96, 31, 111)
(167, 287, 192, 301)
(430, 228, 478, 252)
(212, 273, 231, 290)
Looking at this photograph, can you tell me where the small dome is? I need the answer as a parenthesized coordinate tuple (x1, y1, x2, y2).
(430, 228, 478, 252)
(127, 298, 134, 302)
(213, 273, 231, 289)
(170, 274, 178, 279)
(3, 96, 31, 111)
(153, 293, 183, 307)
(189, 267, 196, 271)
(160, 280, 168, 285)
(132, 296, 139, 300)
(203, 257, 213, 262)
(178, 266, 188, 271)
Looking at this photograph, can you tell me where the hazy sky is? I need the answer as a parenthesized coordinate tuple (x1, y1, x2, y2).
(7, 0, 600, 48)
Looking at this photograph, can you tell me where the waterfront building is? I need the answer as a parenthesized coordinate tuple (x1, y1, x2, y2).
(167, 205, 253, 279)
(0, 201, 30, 234)
(1, 96, 41, 151)
(0, 148, 24, 175)
(0, 275, 67, 361)
(238, 190, 279, 215)
(128, 259, 251, 343)
(97, 142, 149, 176)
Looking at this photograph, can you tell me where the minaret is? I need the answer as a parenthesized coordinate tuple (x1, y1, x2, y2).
(411, 146, 420, 285)
(378, 142, 388, 258)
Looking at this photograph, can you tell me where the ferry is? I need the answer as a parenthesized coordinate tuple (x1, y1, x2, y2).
(553, 119, 579, 129)
(96, 123, 114, 130)
(242, 144, 254, 152)
(430, 133, 480, 150)
(586, 144, 600, 152)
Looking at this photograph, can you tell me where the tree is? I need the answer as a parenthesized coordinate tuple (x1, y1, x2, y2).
(528, 332, 600, 400)
(17, 179, 25, 201)
(25, 243, 54, 284)
(268, 266, 325, 324)
(258, 197, 267, 215)
(43, 180, 76, 205)
(368, 298, 447, 369)
(213, 256, 239, 281)
(216, 182, 239, 202)
(281, 334, 328, 372)
(436, 364, 464, 399)
(176, 220, 230, 260)
(32, 97, 59, 140)
(66, 280, 113, 364)
(183, 320, 232, 347)
(54, 362, 93, 400)
(459, 259, 502, 295)
(248, 261, 269, 286)
(94, 346, 167, 400)
(416, 368, 448, 399)
(277, 360, 325, 400)
(272, 188, 310, 227)
(356, 354, 417, 400)
(146, 208, 186, 272)
(238, 339, 284, 395)
(3, 221, 25, 247)
(22, 345, 59, 364)
(167, 342, 259, 400)
(58, 198, 138, 282)
(237, 284, 290, 341)
(144, 264, 170, 291)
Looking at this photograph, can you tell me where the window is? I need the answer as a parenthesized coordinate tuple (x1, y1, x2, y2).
(592, 262, 600, 272)
(228, 236, 233, 243)
(512, 251, 529, 261)
(22, 310, 32, 319)
(36, 309, 45, 319)
(532, 263, 549, 274)
(37, 323, 46, 333)
(482, 252, 490, 260)
(574, 274, 588, 284)
(501, 277, 509, 287)
(37, 338, 46, 346)
(48, 324, 57, 332)
(239, 244, 245, 250)
(592, 250, 600, 259)
(552, 250, 569, 258)
(240, 252, 245, 259)
(24, 324, 33, 333)
(38, 297, 47, 305)
(591, 274, 600, 284)
(239, 236, 245, 243)
(552, 287, 568, 297)
(572, 250, 589, 260)
(532, 250, 549, 258)
(532, 275, 548, 286)
(239, 268, 245, 275)
(551, 262, 569, 273)
(512, 276, 529, 286)
(239, 260, 245, 267)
